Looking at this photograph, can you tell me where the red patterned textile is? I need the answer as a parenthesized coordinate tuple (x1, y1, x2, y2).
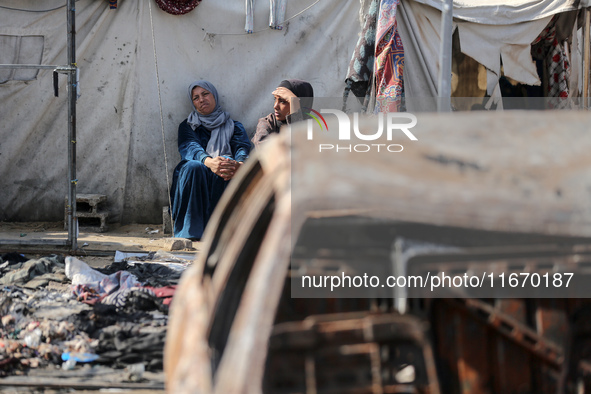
(374, 0, 404, 113)
(532, 16, 571, 107)
(154, 0, 202, 15)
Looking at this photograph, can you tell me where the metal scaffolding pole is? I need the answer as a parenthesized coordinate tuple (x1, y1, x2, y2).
(0, 1, 77, 251)
(66, 0, 78, 251)
(437, 0, 453, 112)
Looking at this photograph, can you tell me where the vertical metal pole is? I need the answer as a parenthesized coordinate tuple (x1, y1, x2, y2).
(437, 0, 453, 112)
(67, 0, 77, 251)
(583, 8, 590, 106)
(392, 238, 407, 314)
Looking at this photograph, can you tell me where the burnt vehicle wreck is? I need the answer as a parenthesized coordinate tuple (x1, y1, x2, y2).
(165, 111, 591, 394)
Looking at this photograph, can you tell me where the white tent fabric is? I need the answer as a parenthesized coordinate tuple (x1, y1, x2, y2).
(396, 0, 450, 109)
(456, 16, 552, 92)
(397, 0, 582, 111)
(0, 0, 360, 223)
(412, 0, 579, 25)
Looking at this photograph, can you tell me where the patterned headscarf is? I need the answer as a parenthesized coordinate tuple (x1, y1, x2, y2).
(186, 80, 234, 157)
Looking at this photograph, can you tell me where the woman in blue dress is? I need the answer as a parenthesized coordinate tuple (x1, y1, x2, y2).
(170, 80, 250, 240)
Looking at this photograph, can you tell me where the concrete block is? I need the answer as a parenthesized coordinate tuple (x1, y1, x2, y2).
(76, 194, 107, 214)
(64, 194, 109, 233)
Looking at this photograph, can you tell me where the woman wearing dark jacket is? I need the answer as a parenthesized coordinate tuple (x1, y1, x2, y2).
(170, 80, 251, 240)
(251, 79, 314, 148)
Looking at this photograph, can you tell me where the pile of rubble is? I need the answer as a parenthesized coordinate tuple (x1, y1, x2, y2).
(0, 252, 185, 382)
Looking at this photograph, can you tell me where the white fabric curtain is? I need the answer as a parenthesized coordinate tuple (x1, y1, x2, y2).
(397, 0, 579, 110)
(411, 0, 579, 24)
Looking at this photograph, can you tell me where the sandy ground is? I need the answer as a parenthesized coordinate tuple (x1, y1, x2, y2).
(0, 221, 200, 268)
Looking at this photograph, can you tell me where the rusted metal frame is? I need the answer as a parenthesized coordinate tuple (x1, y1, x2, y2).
(399, 241, 591, 311)
(164, 148, 282, 378)
(405, 244, 591, 302)
(407, 243, 591, 267)
(560, 355, 591, 393)
(446, 298, 563, 368)
(432, 298, 558, 393)
(311, 342, 381, 393)
(490, 299, 540, 391)
(205, 138, 291, 393)
(305, 351, 317, 394)
(165, 150, 277, 389)
(423, 350, 441, 393)
(368, 342, 383, 393)
(202, 163, 265, 279)
(532, 299, 569, 346)
(557, 300, 591, 393)
(453, 309, 494, 394)
(200, 158, 265, 277)
(206, 179, 277, 376)
(196, 159, 268, 322)
(270, 314, 425, 348)
(578, 360, 591, 376)
(268, 314, 440, 393)
(431, 302, 463, 393)
(206, 171, 278, 332)
(493, 336, 534, 393)
(203, 148, 286, 308)
(494, 299, 528, 325)
(213, 185, 292, 393)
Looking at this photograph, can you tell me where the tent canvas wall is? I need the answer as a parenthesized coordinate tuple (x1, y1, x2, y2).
(395, 0, 590, 110)
(3, 0, 589, 226)
(0, 0, 361, 224)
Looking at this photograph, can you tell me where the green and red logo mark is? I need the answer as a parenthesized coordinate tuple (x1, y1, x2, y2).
(303, 107, 328, 132)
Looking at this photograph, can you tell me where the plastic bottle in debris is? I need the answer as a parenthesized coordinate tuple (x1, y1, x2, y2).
(126, 363, 145, 381)
(23, 328, 42, 348)
(62, 358, 76, 370)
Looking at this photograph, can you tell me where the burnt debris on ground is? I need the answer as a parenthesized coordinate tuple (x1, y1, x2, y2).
(0, 249, 189, 390)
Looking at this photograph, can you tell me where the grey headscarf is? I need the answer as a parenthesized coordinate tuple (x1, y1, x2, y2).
(187, 80, 234, 157)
